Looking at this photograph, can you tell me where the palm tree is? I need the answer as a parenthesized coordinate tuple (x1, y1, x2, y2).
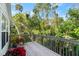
(15, 4, 23, 12)
(15, 4, 24, 34)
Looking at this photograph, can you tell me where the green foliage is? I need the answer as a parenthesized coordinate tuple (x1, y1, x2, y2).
(24, 33, 31, 42)
(68, 8, 79, 20)
(69, 27, 79, 39)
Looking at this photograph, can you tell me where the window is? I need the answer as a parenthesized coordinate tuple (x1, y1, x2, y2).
(1, 32, 8, 49)
(1, 14, 8, 49)
(2, 32, 5, 49)
(6, 32, 8, 42)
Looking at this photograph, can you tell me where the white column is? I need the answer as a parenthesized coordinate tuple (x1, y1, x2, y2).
(0, 22, 1, 50)
(0, 12, 2, 51)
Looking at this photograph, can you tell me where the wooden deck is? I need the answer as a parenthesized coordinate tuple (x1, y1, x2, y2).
(24, 42, 60, 56)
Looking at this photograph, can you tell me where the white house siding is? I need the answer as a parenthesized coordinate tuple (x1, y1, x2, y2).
(0, 3, 11, 56)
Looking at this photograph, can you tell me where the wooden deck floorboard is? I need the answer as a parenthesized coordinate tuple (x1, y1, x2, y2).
(24, 42, 60, 56)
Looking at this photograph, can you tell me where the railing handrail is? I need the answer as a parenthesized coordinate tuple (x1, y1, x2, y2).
(33, 34, 79, 45)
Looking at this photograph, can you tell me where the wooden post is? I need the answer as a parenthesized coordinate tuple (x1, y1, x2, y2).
(32, 35, 35, 41)
(41, 36, 43, 45)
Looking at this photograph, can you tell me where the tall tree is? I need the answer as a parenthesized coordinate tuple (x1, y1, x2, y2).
(67, 8, 79, 27)
(33, 3, 51, 20)
(67, 8, 79, 20)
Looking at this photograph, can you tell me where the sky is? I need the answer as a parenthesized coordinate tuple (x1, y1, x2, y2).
(11, 3, 77, 20)
(11, 3, 36, 16)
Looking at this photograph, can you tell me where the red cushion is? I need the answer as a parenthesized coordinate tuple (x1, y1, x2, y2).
(13, 47, 26, 56)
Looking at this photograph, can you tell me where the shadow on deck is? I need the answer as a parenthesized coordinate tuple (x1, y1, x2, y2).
(24, 42, 60, 56)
